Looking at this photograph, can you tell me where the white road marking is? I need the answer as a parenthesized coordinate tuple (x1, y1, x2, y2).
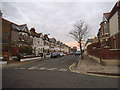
(17, 66, 68, 72)
(28, 67, 38, 69)
(46, 68, 58, 71)
(38, 67, 47, 70)
(19, 68, 25, 69)
(58, 69, 68, 72)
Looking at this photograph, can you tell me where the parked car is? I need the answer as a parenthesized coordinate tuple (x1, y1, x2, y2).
(66, 53, 72, 55)
(58, 52, 64, 57)
(45, 53, 51, 58)
(0, 56, 7, 65)
(38, 53, 43, 58)
(3, 55, 9, 61)
(0, 56, 3, 61)
(20, 53, 28, 58)
(75, 51, 81, 55)
(70, 52, 75, 55)
(51, 52, 59, 58)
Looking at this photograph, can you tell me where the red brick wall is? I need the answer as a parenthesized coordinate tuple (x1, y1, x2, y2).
(116, 32, 120, 49)
(87, 43, 120, 59)
(109, 36, 114, 49)
(10, 47, 18, 56)
(109, 32, 120, 49)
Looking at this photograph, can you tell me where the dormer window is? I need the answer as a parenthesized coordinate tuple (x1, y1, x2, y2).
(104, 22, 109, 34)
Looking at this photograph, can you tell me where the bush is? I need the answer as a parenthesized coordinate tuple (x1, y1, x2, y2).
(19, 46, 33, 55)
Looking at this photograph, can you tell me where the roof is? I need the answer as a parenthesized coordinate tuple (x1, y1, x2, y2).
(12, 24, 27, 31)
(103, 12, 110, 19)
(2, 18, 28, 32)
(2, 18, 13, 24)
(100, 21, 105, 25)
(49, 38, 57, 43)
(108, 1, 120, 20)
(30, 28, 43, 38)
(30, 28, 35, 32)
(44, 34, 48, 38)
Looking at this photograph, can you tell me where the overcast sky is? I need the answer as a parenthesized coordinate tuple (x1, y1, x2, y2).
(1, 1, 116, 47)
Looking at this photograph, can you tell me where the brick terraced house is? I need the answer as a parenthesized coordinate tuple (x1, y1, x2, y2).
(87, 1, 120, 66)
(1, 10, 71, 61)
(1, 18, 33, 60)
(30, 28, 44, 56)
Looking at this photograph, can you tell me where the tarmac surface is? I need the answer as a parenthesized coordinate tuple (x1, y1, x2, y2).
(2, 55, 119, 88)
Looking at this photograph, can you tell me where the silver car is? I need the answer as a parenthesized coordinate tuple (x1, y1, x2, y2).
(75, 51, 81, 55)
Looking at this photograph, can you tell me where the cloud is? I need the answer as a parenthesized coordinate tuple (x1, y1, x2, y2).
(1, 2, 116, 47)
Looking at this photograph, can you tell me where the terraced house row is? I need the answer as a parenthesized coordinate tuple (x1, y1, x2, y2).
(0, 11, 71, 61)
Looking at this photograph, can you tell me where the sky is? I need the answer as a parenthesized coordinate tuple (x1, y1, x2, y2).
(1, 0, 116, 48)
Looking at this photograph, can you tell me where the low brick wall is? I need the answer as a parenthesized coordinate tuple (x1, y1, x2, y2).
(87, 43, 120, 59)
(88, 55, 120, 66)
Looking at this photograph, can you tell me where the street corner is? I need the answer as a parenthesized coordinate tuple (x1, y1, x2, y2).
(69, 63, 120, 79)
(69, 63, 84, 74)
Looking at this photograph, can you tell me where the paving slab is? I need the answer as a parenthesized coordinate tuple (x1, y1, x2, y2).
(74, 53, 120, 75)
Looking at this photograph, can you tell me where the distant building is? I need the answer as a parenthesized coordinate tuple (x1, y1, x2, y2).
(43, 34, 50, 55)
(71, 46, 77, 52)
(30, 28, 44, 56)
(65, 45, 71, 53)
(49, 38, 57, 52)
(85, 37, 98, 50)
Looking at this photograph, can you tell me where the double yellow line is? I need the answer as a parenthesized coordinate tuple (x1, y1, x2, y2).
(69, 63, 120, 78)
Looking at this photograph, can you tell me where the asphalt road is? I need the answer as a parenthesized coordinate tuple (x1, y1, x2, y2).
(2, 55, 119, 88)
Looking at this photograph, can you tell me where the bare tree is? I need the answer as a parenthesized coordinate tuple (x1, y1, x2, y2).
(69, 20, 88, 60)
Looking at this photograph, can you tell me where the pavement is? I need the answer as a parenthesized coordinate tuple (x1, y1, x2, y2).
(2, 58, 43, 68)
(72, 53, 120, 76)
